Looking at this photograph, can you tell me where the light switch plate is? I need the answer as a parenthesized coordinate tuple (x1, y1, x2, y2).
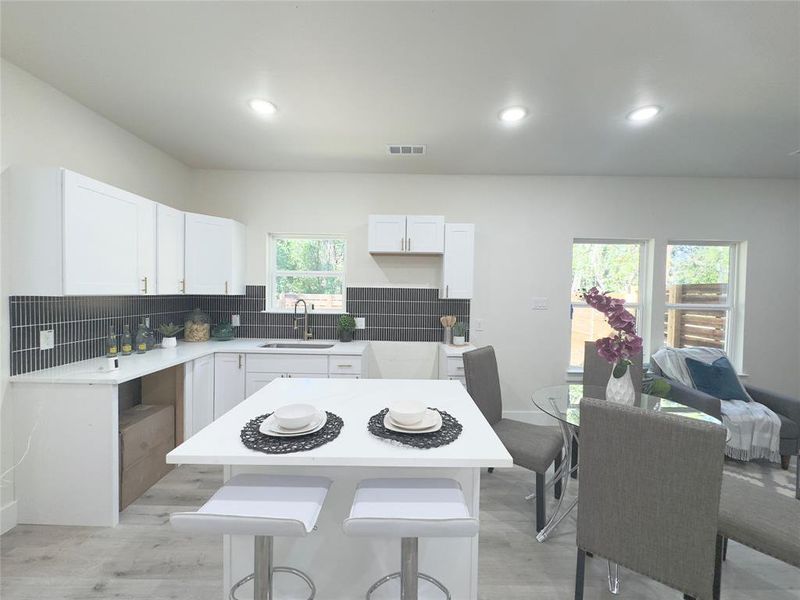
(355, 317, 366, 329)
(531, 297, 549, 310)
(474, 318, 485, 332)
(40, 329, 54, 350)
(231, 314, 241, 327)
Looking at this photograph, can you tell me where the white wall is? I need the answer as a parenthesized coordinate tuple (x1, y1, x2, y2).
(188, 170, 800, 416)
(0, 60, 192, 532)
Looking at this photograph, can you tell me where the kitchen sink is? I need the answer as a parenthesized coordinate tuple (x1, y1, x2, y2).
(260, 342, 335, 349)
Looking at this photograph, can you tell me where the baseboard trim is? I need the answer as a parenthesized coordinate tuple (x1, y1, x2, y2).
(1, 500, 18, 535)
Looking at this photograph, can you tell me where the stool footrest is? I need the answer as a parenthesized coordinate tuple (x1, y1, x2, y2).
(230, 567, 316, 600)
(365, 571, 451, 600)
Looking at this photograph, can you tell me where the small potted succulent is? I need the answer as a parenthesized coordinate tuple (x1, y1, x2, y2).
(158, 323, 184, 348)
(337, 314, 357, 343)
(452, 321, 467, 346)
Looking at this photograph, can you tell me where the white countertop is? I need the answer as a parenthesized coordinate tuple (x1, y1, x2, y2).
(167, 378, 513, 469)
(440, 343, 476, 357)
(9, 339, 369, 385)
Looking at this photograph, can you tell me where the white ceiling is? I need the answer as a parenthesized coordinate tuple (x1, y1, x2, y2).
(2, 1, 799, 177)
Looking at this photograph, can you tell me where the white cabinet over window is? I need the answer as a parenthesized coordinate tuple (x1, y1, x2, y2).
(441, 223, 475, 299)
(5, 167, 158, 295)
(185, 212, 246, 295)
(368, 214, 444, 254)
(156, 204, 186, 294)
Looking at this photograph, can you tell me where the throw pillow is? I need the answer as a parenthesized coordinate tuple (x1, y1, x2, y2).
(685, 356, 750, 402)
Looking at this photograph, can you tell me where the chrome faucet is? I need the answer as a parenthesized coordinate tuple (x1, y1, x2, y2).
(293, 299, 313, 340)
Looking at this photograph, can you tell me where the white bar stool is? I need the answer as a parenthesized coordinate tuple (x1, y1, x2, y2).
(171, 473, 331, 600)
(343, 478, 479, 600)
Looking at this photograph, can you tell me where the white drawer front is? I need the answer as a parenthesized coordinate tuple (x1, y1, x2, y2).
(246, 354, 328, 375)
(328, 356, 363, 375)
(446, 357, 465, 377)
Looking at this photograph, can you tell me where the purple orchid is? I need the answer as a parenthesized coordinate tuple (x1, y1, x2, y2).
(582, 287, 643, 369)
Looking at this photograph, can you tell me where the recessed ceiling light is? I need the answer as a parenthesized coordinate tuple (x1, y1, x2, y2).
(498, 106, 528, 123)
(248, 98, 277, 116)
(627, 105, 661, 122)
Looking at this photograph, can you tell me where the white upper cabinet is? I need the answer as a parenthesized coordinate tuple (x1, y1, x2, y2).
(5, 167, 160, 295)
(156, 204, 186, 294)
(406, 215, 445, 253)
(136, 198, 157, 295)
(184, 212, 246, 295)
(368, 214, 444, 254)
(368, 215, 406, 253)
(441, 223, 475, 299)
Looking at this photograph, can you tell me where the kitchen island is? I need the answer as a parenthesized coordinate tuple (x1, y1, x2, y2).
(168, 377, 512, 600)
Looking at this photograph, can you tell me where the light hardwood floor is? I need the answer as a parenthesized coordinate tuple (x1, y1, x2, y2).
(1, 461, 797, 600)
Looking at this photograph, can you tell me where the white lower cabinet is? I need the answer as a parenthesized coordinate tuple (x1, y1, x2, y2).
(438, 345, 470, 388)
(189, 355, 215, 436)
(214, 353, 246, 419)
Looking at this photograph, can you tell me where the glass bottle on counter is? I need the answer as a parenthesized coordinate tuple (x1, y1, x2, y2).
(135, 324, 148, 354)
(121, 324, 133, 356)
(105, 327, 118, 358)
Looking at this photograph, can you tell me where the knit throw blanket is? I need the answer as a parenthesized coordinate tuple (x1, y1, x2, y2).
(652, 347, 781, 463)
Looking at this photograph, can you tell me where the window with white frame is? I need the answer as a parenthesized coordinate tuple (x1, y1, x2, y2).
(268, 235, 346, 311)
(664, 242, 737, 354)
(570, 240, 648, 367)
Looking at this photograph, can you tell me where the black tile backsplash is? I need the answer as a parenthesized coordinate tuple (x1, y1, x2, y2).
(9, 285, 469, 375)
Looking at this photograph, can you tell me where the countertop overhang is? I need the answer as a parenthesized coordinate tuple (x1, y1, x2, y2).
(167, 377, 513, 469)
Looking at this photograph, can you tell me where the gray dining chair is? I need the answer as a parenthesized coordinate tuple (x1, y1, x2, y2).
(574, 397, 727, 600)
(463, 345, 564, 532)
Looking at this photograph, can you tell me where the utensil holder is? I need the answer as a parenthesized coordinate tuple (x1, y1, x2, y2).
(442, 326, 452, 344)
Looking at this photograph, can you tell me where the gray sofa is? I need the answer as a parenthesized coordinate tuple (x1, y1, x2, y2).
(650, 360, 800, 471)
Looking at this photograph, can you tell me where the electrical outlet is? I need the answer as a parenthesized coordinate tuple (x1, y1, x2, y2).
(231, 314, 241, 327)
(531, 297, 549, 310)
(40, 329, 55, 350)
(355, 317, 366, 330)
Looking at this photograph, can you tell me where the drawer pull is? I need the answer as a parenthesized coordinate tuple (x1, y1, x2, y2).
(337, 364, 353, 368)
(457, 366, 464, 370)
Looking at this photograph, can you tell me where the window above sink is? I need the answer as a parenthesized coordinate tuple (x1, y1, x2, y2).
(266, 234, 347, 313)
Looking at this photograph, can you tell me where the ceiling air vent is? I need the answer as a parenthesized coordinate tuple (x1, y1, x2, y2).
(386, 144, 426, 156)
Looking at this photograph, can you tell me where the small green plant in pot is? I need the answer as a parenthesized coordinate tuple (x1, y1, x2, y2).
(157, 323, 184, 348)
(338, 314, 357, 342)
(452, 322, 467, 346)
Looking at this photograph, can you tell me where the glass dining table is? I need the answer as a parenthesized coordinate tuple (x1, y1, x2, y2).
(531, 384, 722, 543)
(532, 384, 724, 595)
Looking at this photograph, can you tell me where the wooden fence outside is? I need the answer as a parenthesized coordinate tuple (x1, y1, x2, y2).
(664, 283, 727, 349)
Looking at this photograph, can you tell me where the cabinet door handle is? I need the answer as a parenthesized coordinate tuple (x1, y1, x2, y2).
(141, 276, 148, 294)
(225, 281, 229, 294)
(238, 355, 242, 369)
(180, 279, 186, 293)
(446, 284, 449, 298)
(401, 237, 405, 251)
(408, 237, 411, 251)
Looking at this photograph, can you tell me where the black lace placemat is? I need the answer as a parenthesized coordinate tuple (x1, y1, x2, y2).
(241, 411, 343, 454)
(367, 408, 463, 448)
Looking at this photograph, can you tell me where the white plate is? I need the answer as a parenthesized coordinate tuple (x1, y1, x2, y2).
(260, 410, 327, 437)
(384, 409, 442, 434)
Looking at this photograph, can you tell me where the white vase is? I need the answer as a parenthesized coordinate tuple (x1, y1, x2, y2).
(161, 336, 177, 348)
(606, 365, 635, 405)
(453, 336, 466, 346)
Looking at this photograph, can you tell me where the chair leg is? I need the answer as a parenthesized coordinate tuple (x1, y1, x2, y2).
(780, 454, 790, 470)
(571, 437, 579, 479)
(554, 451, 563, 499)
(574, 548, 586, 600)
(722, 536, 728, 561)
(535, 473, 546, 532)
(713, 534, 723, 600)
